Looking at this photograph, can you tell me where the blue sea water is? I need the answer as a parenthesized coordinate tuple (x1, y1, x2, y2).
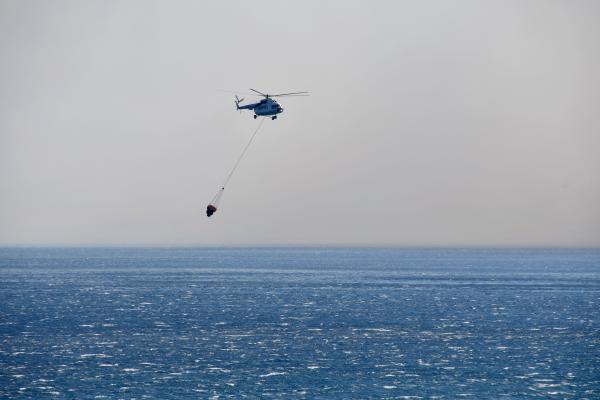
(0, 248, 598, 399)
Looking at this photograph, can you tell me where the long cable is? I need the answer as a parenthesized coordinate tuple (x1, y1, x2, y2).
(223, 117, 265, 188)
(210, 118, 265, 204)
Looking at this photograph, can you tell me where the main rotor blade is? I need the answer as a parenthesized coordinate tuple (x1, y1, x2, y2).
(249, 88, 267, 96)
(271, 94, 310, 97)
(218, 89, 260, 96)
(270, 91, 309, 97)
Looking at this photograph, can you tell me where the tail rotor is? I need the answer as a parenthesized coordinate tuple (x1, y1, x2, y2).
(235, 95, 244, 112)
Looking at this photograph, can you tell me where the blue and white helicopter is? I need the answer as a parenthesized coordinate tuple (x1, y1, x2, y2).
(235, 88, 309, 120)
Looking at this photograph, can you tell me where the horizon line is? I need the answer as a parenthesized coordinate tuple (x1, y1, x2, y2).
(1, 244, 599, 250)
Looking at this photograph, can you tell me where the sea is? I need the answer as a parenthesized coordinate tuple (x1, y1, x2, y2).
(0, 247, 598, 399)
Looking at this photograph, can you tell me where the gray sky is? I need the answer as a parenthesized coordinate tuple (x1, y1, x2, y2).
(1, 0, 599, 246)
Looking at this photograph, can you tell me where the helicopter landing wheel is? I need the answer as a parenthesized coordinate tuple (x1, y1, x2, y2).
(272, 116, 277, 120)
(253, 115, 257, 119)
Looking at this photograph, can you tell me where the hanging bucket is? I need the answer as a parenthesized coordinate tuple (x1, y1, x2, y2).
(206, 204, 217, 217)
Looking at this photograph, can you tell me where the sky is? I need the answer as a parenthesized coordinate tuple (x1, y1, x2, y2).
(1, 0, 599, 246)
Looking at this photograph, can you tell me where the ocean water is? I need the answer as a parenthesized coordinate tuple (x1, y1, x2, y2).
(0, 248, 598, 399)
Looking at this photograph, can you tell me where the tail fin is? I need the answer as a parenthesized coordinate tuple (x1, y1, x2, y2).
(235, 95, 244, 110)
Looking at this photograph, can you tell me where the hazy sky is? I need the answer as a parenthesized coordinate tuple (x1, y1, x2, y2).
(1, 0, 599, 246)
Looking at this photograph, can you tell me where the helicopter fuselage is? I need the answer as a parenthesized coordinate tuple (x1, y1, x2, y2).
(237, 97, 283, 118)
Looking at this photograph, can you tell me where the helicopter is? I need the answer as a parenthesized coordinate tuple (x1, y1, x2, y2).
(235, 88, 309, 120)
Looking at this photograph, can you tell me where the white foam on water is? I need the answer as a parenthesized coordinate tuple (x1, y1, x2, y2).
(533, 383, 561, 388)
(79, 354, 111, 359)
(207, 367, 231, 373)
(260, 372, 287, 378)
